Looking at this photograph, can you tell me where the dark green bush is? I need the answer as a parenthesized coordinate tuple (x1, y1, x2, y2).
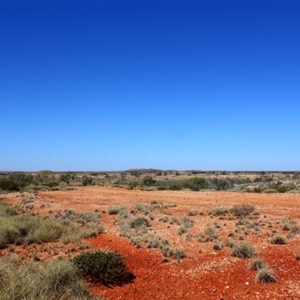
(185, 177, 206, 191)
(231, 204, 256, 217)
(0, 179, 20, 191)
(270, 235, 286, 245)
(129, 217, 150, 229)
(82, 176, 93, 186)
(44, 181, 59, 188)
(73, 251, 133, 285)
(142, 176, 156, 186)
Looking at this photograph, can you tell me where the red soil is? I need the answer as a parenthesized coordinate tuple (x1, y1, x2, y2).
(4, 186, 300, 299)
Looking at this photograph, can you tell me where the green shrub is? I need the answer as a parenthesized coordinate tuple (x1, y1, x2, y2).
(0, 179, 20, 191)
(142, 176, 156, 186)
(82, 176, 93, 186)
(231, 242, 256, 258)
(185, 177, 206, 191)
(73, 251, 133, 285)
(168, 184, 183, 191)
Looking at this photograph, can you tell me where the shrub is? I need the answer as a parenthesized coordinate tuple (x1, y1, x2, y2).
(44, 181, 59, 188)
(142, 176, 156, 186)
(231, 242, 256, 258)
(231, 204, 256, 218)
(210, 206, 228, 216)
(187, 210, 198, 216)
(73, 251, 133, 285)
(168, 184, 183, 191)
(82, 176, 93, 186)
(129, 217, 150, 229)
(185, 177, 206, 191)
(169, 249, 186, 260)
(204, 225, 217, 241)
(213, 241, 222, 250)
(256, 268, 277, 283)
(0, 179, 20, 191)
(181, 216, 194, 228)
(270, 235, 286, 245)
(177, 226, 187, 235)
(107, 206, 120, 215)
(249, 257, 266, 270)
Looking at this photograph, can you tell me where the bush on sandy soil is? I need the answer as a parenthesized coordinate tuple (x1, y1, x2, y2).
(210, 206, 228, 216)
(231, 242, 256, 258)
(0, 256, 91, 300)
(204, 225, 218, 241)
(181, 216, 194, 228)
(270, 235, 286, 245)
(213, 241, 222, 250)
(249, 257, 266, 270)
(230, 204, 256, 218)
(169, 248, 186, 261)
(73, 251, 133, 285)
(107, 206, 120, 215)
(187, 210, 199, 216)
(255, 267, 277, 283)
(129, 216, 150, 229)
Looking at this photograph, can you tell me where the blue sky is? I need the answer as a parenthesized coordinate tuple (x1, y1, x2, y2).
(1, 0, 299, 171)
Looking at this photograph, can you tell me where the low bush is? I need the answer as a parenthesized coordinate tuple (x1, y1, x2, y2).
(256, 267, 277, 283)
(129, 217, 150, 229)
(210, 206, 228, 216)
(249, 257, 266, 270)
(231, 242, 256, 258)
(270, 235, 286, 245)
(0, 179, 20, 191)
(107, 206, 120, 215)
(169, 249, 186, 261)
(231, 204, 256, 218)
(73, 251, 133, 285)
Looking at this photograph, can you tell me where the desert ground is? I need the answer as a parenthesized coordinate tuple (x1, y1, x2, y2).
(3, 186, 300, 299)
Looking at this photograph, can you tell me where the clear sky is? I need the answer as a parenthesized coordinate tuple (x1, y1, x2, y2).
(1, 0, 299, 171)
